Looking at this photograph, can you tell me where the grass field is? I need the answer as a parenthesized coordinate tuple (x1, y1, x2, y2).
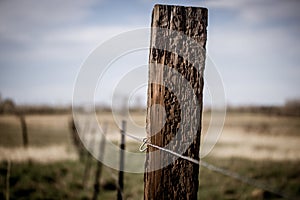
(0, 115, 71, 147)
(0, 112, 299, 199)
(0, 158, 299, 199)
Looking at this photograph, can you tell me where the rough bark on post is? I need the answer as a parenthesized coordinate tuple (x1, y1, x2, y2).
(144, 4, 207, 200)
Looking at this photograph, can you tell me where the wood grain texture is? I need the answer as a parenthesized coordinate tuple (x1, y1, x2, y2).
(144, 4, 207, 200)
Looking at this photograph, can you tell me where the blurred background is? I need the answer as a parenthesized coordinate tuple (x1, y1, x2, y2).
(0, 0, 299, 199)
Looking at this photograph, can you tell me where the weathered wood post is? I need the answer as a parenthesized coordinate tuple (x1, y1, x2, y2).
(144, 4, 207, 199)
(117, 120, 126, 200)
(92, 123, 108, 200)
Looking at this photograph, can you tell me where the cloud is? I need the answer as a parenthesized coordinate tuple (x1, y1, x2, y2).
(0, 0, 99, 42)
(204, 0, 246, 9)
(205, 0, 300, 105)
(206, 0, 300, 26)
(0, 0, 299, 105)
(0, 25, 135, 64)
(0, 0, 143, 66)
(0, 0, 94, 26)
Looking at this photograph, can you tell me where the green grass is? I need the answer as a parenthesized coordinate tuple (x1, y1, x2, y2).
(199, 158, 300, 200)
(0, 158, 299, 200)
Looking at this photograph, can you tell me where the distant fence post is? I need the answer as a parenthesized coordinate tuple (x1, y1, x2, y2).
(69, 117, 85, 161)
(117, 120, 126, 200)
(19, 115, 28, 148)
(92, 122, 108, 200)
(144, 4, 207, 199)
(5, 160, 11, 200)
(82, 124, 96, 189)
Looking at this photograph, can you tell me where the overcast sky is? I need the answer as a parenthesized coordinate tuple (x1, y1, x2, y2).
(0, 0, 299, 106)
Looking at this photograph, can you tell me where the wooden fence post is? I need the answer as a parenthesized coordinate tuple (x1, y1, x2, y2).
(144, 4, 208, 199)
(92, 123, 108, 200)
(69, 117, 85, 161)
(5, 160, 11, 200)
(117, 120, 126, 200)
(82, 125, 96, 189)
(19, 115, 28, 148)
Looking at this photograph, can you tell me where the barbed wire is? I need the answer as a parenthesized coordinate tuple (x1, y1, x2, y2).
(78, 117, 294, 199)
(119, 130, 295, 200)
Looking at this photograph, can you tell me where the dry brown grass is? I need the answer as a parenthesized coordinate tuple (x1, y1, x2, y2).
(0, 111, 299, 163)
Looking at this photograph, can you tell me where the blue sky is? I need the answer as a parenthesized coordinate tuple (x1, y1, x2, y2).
(0, 0, 299, 106)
